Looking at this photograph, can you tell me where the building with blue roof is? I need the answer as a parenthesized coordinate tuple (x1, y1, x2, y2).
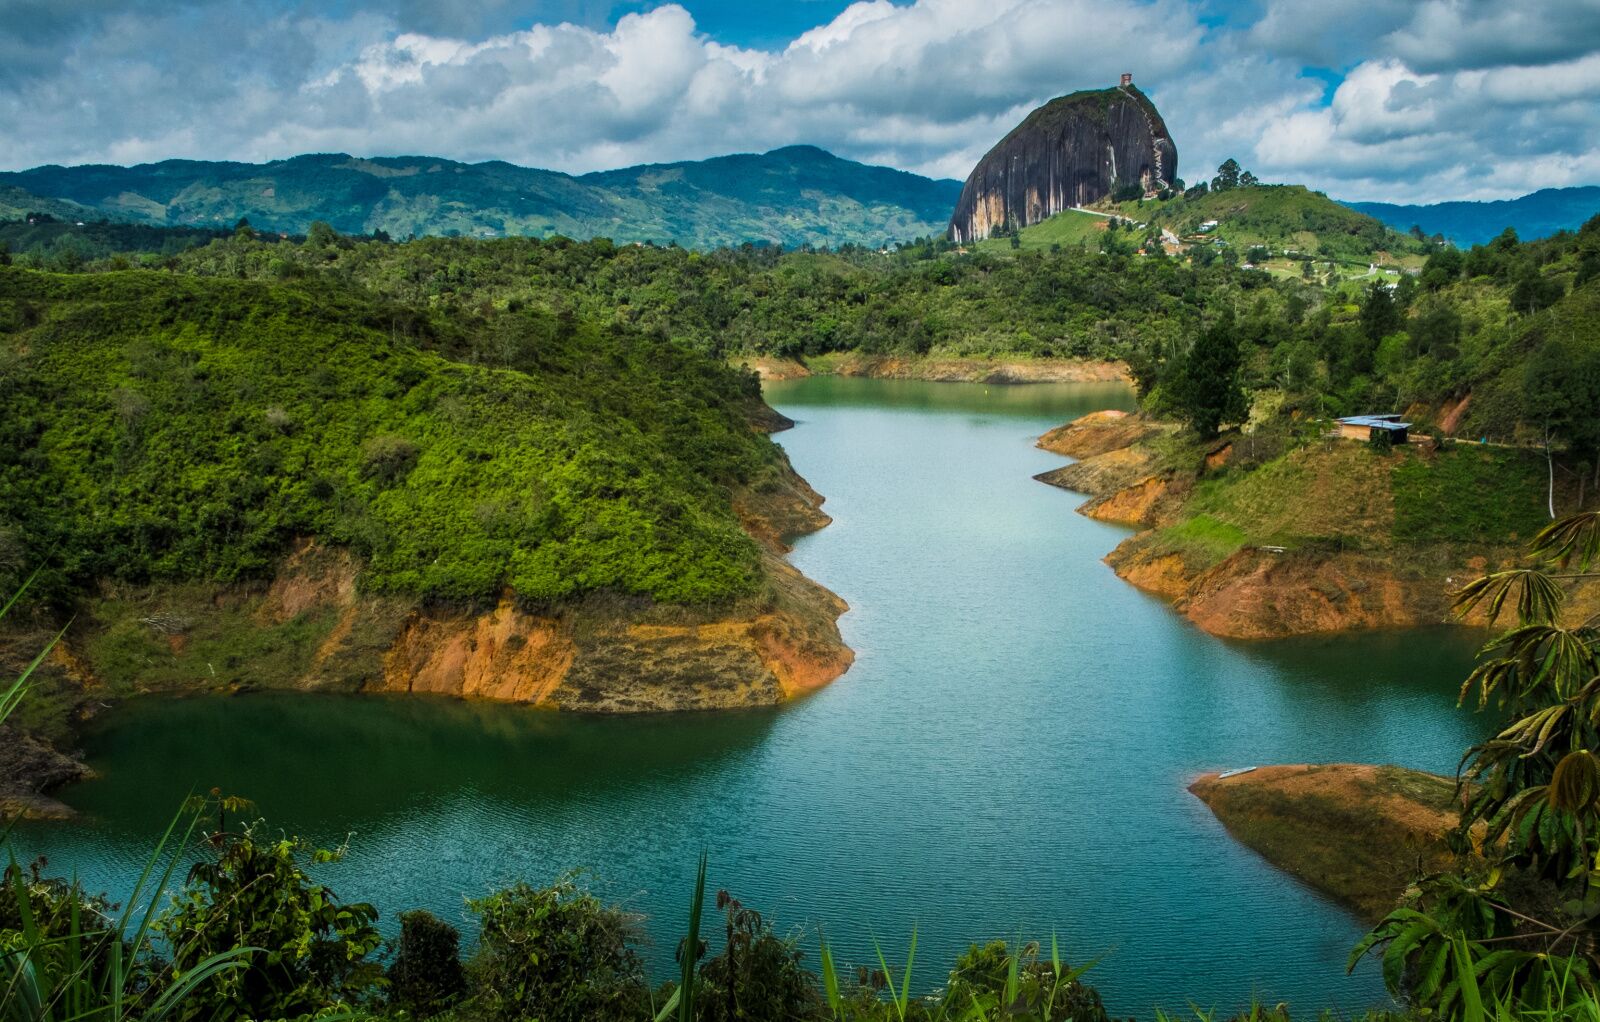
(1337, 415, 1411, 444)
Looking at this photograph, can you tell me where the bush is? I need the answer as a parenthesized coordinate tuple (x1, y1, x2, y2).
(359, 433, 419, 483)
(466, 876, 648, 1022)
(944, 940, 1110, 1022)
(156, 823, 384, 1021)
(387, 909, 466, 1017)
(696, 890, 821, 1022)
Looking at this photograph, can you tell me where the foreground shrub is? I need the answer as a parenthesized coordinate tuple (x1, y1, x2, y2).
(466, 875, 648, 1022)
(942, 940, 1109, 1022)
(696, 890, 821, 1021)
(157, 822, 383, 1021)
(386, 909, 465, 1017)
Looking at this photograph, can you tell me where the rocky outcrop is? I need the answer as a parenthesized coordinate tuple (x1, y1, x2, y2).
(370, 550, 850, 713)
(1036, 409, 1166, 459)
(0, 726, 91, 820)
(1114, 545, 1445, 639)
(949, 84, 1177, 242)
(365, 437, 851, 709)
(1032, 410, 1600, 639)
(1191, 764, 1461, 920)
(739, 357, 812, 382)
(1034, 411, 1183, 526)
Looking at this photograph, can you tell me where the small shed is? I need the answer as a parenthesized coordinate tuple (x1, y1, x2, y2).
(1337, 414, 1410, 444)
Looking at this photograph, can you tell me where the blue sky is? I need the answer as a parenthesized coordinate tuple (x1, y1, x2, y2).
(2, 0, 1598, 202)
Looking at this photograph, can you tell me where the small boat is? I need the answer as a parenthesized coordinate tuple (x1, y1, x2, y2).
(1217, 766, 1257, 779)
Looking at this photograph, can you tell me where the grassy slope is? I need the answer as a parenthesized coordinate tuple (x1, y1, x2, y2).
(0, 267, 786, 609)
(1455, 278, 1600, 441)
(974, 209, 1109, 253)
(1096, 185, 1430, 266)
(1138, 440, 1549, 575)
(0, 186, 99, 224)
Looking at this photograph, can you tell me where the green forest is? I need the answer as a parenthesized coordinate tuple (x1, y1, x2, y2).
(6, 194, 1600, 611)
(0, 266, 790, 610)
(12, 188, 1588, 447)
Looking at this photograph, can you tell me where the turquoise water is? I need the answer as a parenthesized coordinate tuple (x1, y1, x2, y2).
(16, 378, 1487, 1014)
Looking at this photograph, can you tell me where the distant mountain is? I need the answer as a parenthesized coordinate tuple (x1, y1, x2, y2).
(0, 146, 963, 249)
(1345, 186, 1600, 246)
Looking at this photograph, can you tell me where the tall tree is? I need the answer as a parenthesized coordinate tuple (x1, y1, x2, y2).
(1359, 280, 1401, 341)
(1211, 158, 1241, 191)
(1525, 338, 1600, 514)
(1171, 312, 1249, 439)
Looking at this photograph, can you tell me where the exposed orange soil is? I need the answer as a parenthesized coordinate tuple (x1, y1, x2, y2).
(739, 356, 812, 381)
(382, 601, 575, 703)
(1037, 409, 1165, 458)
(1081, 475, 1169, 526)
(828, 354, 1131, 384)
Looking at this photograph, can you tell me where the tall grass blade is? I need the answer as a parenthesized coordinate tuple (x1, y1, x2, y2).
(141, 949, 256, 1022)
(1004, 943, 1019, 1008)
(1454, 936, 1485, 1022)
(871, 927, 916, 1022)
(901, 926, 916, 1017)
(819, 928, 844, 1020)
(678, 850, 706, 1022)
(0, 571, 39, 622)
(652, 986, 680, 1022)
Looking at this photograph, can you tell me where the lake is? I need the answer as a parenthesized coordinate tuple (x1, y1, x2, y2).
(15, 377, 1486, 1014)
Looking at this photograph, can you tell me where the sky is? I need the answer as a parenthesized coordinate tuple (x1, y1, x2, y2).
(2, 0, 1598, 203)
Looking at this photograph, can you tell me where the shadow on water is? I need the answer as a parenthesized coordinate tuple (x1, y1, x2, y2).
(52, 693, 785, 831)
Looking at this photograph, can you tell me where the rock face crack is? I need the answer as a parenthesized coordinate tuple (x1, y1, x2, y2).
(948, 84, 1178, 242)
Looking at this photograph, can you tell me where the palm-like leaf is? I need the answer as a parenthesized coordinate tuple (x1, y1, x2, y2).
(1533, 511, 1600, 571)
(1463, 625, 1599, 711)
(1454, 569, 1566, 626)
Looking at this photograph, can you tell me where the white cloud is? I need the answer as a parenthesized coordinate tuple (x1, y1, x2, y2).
(0, 0, 1596, 204)
(1248, 50, 1600, 201)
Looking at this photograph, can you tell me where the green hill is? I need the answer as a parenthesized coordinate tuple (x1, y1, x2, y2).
(1110, 184, 1430, 264)
(0, 266, 789, 608)
(0, 147, 962, 250)
(0, 185, 98, 224)
(973, 185, 1430, 267)
(973, 208, 1111, 252)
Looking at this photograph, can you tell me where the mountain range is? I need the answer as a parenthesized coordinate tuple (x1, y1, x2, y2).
(1344, 187, 1600, 247)
(2, 141, 1596, 251)
(0, 146, 962, 250)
